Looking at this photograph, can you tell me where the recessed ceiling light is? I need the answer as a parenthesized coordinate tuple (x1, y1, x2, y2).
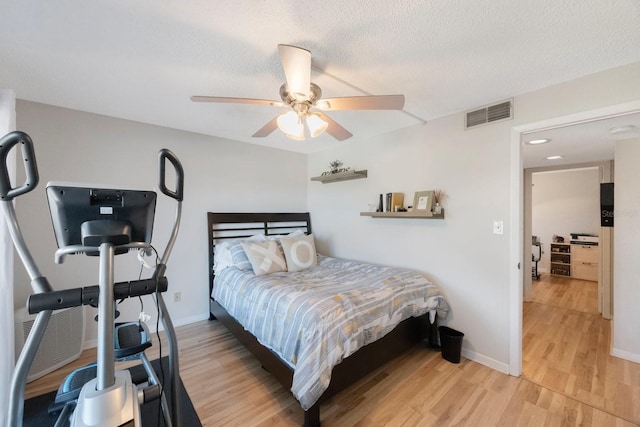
(546, 155, 564, 160)
(526, 138, 551, 145)
(609, 125, 637, 135)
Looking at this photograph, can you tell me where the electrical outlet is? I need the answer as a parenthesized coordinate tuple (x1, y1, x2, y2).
(493, 221, 504, 235)
(173, 291, 181, 302)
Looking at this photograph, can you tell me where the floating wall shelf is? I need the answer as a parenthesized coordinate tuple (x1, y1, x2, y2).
(360, 209, 445, 219)
(310, 170, 368, 184)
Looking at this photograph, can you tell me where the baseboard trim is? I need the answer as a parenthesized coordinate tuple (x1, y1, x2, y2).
(461, 347, 510, 375)
(172, 313, 210, 328)
(611, 347, 640, 364)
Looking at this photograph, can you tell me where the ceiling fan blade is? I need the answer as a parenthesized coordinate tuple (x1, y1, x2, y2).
(319, 95, 405, 111)
(191, 96, 282, 107)
(316, 112, 353, 141)
(252, 116, 280, 138)
(278, 44, 311, 99)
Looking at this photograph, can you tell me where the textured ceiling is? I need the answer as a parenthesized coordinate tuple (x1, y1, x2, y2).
(2, 0, 640, 154)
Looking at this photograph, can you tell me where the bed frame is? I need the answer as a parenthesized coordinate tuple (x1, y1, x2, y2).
(207, 212, 438, 427)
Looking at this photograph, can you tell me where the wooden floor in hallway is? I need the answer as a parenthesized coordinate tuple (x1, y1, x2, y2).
(23, 275, 640, 426)
(523, 273, 640, 425)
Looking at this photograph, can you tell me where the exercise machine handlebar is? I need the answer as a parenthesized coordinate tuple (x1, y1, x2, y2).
(0, 131, 39, 201)
(158, 148, 184, 202)
(27, 277, 169, 314)
(154, 148, 184, 426)
(1, 131, 51, 427)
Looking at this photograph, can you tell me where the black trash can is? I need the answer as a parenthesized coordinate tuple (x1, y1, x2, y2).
(438, 326, 464, 363)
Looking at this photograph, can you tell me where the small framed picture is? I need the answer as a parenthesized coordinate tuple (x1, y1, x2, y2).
(413, 191, 434, 213)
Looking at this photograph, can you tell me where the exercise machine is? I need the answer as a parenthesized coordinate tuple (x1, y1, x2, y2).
(1, 130, 184, 426)
(1, 130, 185, 426)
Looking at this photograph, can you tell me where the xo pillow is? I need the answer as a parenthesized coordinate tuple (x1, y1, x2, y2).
(280, 234, 317, 272)
(241, 240, 287, 276)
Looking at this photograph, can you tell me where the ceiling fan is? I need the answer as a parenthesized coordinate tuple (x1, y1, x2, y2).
(191, 44, 405, 141)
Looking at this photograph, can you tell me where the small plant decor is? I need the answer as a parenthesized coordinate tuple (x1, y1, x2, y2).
(433, 189, 444, 205)
(329, 160, 343, 173)
(432, 190, 444, 214)
(321, 160, 351, 176)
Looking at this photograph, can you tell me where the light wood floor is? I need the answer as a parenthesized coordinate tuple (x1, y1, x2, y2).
(24, 279, 640, 426)
(523, 273, 640, 426)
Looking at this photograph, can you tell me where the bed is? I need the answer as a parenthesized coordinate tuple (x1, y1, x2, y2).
(207, 212, 448, 426)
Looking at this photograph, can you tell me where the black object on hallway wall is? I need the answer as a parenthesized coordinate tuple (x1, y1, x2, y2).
(600, 182, 614, 227)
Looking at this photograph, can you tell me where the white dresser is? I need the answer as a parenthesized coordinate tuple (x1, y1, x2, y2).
(571, 243, 599, 281)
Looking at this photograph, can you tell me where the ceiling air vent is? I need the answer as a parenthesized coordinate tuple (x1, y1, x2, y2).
(465, 99, 513, 129)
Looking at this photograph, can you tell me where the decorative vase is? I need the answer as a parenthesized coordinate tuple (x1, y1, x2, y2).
(434, 203, 442, 215)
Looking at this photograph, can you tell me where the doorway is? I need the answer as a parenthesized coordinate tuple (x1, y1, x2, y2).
(507, 99, 640, 377)
(508, 101, 640, 422)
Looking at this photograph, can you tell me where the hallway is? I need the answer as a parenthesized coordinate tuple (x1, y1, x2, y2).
(523, 274, 640, 424)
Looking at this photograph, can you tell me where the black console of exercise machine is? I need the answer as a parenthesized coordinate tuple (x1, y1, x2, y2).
(0, 131, 185, 427)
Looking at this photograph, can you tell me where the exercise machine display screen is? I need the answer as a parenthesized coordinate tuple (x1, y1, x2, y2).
(46, 183, 157, 253)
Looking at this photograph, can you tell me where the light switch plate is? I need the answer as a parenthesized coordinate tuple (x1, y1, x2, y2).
(493, 221, 504, 235)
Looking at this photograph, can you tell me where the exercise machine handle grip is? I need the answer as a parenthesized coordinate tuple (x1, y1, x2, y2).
(0, 131, 39, 201)
(158, 149, 184, 201)
(27, 277, 169, 314)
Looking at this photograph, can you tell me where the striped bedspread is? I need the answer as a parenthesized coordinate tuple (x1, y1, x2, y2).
(212, 255, 449, 410)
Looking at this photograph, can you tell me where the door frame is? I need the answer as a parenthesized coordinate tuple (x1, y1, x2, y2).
(508, 99, 640, 376)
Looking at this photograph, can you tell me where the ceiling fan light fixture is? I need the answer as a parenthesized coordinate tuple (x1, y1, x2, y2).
(306, 113, 328, 138)
(192, 45, 405, 142)
(277, 111, 305, 140)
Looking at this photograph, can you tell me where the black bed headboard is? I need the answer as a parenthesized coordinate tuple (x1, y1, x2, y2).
(207, 212, 312, 299)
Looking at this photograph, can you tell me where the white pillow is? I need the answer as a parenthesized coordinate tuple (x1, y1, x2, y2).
(241, 240, 287, 276)
(280, 233, 317, 272)
(213, 241, 234, 274)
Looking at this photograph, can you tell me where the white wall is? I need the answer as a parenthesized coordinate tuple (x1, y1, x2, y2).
(0, 90, 16, 427)
(613, 137, 640, 362)
(308, 61, 640, 372)
(532, 168, 600, 272)
(14, 101, 308, 346)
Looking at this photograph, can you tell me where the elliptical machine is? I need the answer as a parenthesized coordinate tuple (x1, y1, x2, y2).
(0, 131, 185, 426)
